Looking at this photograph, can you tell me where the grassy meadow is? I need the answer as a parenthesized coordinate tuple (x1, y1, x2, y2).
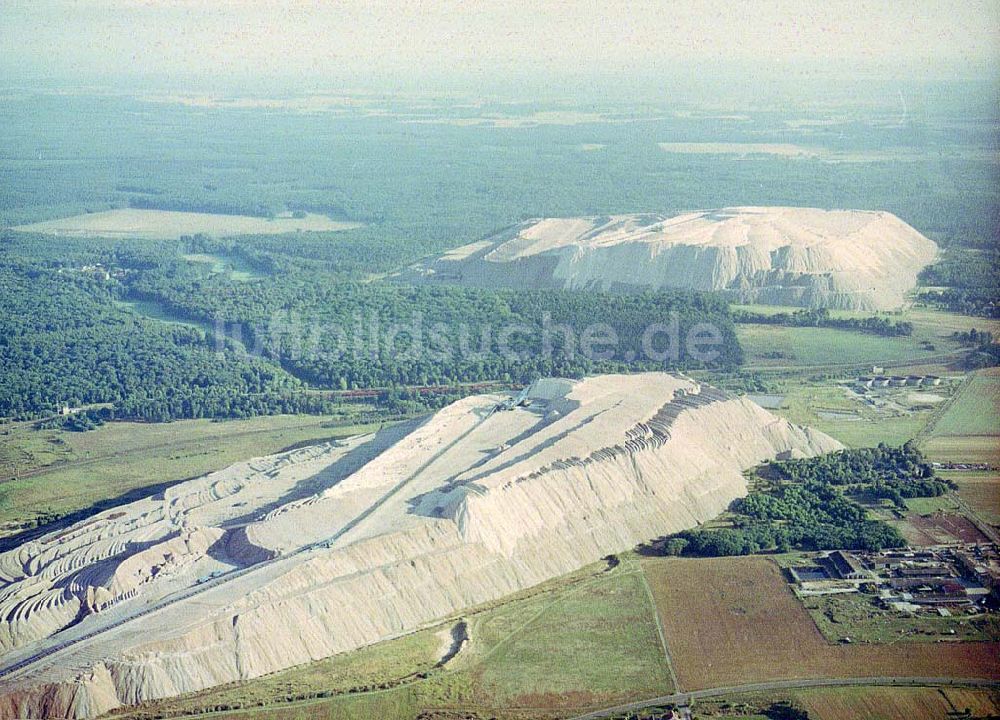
(0, 412, 384, 537)
(923, 369, 1000, 464)
(737, 305, 1000, 371)
(112, 558, 673, 720)
(765, 379, 940, 448)
(736, 324, 939, 368)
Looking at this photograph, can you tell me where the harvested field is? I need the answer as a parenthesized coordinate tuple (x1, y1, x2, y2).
(13, 208, 361, 239)
(946, 470, 1000, 525)
(906, 511, 991, 545)
(641, 556, 999, 691)
(890, 518, 937, 547)
(791, 686, 1000, 720)
(658, 142, 820, 157)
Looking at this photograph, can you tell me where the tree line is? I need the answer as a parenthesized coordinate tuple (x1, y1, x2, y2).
(733, 307, 913, 337)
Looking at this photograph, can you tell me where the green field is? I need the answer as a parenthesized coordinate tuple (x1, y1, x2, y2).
(0, 412, 384, 536)
(737, 324, 938, 369)
(469, 560, 672, 706)
(114, 557, 673, 720)
(904, 307, 1000, 342)
(114, 298, 210, 332)
(903, 495, 960, 515)
(737, 306, 1000, 372)
(812, 415, 931, 448)
(923, 370, 1000, 464)
(928, 371, 1000, 438)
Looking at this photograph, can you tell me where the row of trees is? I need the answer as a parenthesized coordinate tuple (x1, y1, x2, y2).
(129, 196, 287, 220)
(733, 307, 913, 336)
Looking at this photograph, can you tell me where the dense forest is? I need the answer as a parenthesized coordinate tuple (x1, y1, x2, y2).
(4, 91, 997, 251)
(0, 257, 342, 422)
(127, 266, 743, 388)
(917, 247, 1000, 318)
(0, 231, 741, 422)
(645, 443, 953, 557)
(1, 90, 996, 424)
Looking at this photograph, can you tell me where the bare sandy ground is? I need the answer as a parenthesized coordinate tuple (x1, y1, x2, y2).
(657, 142, 927, 163)
(13, 209, 361, 239)
(659, 142, 821, 157)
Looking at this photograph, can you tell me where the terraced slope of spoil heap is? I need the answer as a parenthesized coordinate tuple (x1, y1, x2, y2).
(402, 207, 938, 310)
(0, 440, 374, 664)
(0, 374, 841, 719)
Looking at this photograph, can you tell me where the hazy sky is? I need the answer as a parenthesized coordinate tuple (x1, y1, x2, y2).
(1, 0, 997, 90)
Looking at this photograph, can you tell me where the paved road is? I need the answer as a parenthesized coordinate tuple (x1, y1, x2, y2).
(567, 676, 1000, 719)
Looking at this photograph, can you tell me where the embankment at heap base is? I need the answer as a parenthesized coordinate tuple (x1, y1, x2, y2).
(402, 207, 939, 310)
(0, 374, 841, 718)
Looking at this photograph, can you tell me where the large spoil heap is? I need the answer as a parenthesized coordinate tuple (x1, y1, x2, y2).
(404, 207, 938, 310)
(0, 373, 840, 718)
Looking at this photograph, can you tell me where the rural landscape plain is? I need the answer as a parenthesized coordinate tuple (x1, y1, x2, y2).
(0, 2, 998, 719)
